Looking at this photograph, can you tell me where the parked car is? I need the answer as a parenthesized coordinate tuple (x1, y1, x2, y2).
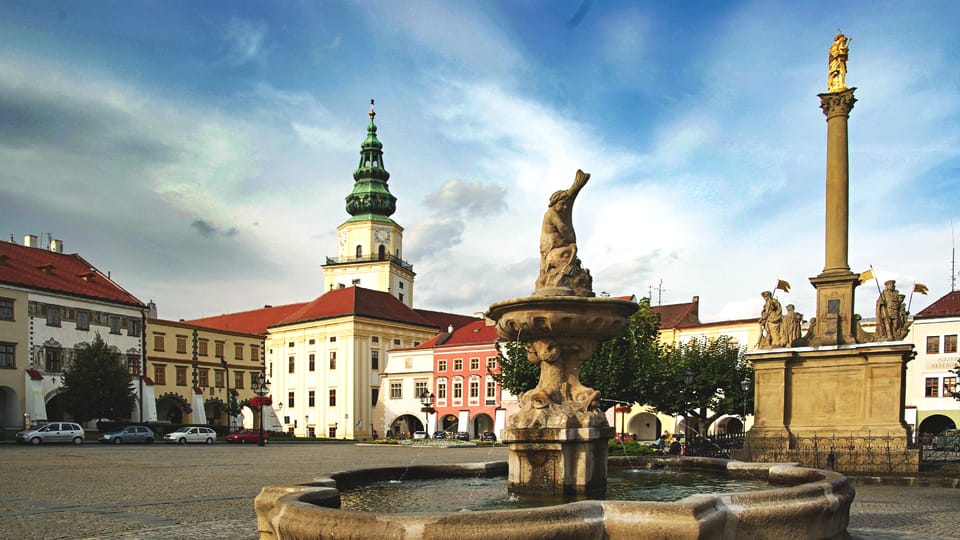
(98, 426, 156, 444)
(163, 426, 217, 444)
(16, 422, 85, 445)
(480, 431, 497, 442)
(225, 429, 269, 444)
(432, 431, 447, 439)
(455, 431, 470, 441)
(412, 430, 427, 439)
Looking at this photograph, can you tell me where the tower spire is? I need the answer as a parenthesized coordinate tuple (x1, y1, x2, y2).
(345, 99, 397, 219)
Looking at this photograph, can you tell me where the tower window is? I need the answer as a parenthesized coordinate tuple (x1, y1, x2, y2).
(378, 245, 386, 260)
(356, 245, 363, 258)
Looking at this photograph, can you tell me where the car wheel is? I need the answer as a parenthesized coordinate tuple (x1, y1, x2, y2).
(114, 437, 122, 444)
(73, 437, 83, 445)
(239, 439, 246, 444)
(30, 437, 41, 446)
(205, 437, 213, 444)
(177, 437, 186, 445)
(144, 437, 153, 444)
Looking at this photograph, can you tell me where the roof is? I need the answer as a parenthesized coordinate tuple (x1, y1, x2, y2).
(412, 308, 478, 333)
(417, 319, 497, 349)
(151, 317, 266, 338)
(185, 302, 308, 335)
(914, 290, 960, 319)
(653, 296, 701, 329)
(0, 241, 143, 307)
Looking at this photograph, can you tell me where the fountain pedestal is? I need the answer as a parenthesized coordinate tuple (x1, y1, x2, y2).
(502, 426, 614, 498)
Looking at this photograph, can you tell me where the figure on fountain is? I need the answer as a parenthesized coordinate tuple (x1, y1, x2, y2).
(758, 291, 782, 349)
(780, 304, 803, 347)
(535, 169, 594, 297)
(875, 280, 906, 340)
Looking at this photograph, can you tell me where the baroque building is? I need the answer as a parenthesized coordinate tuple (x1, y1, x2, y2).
(905, 290, 960, 438)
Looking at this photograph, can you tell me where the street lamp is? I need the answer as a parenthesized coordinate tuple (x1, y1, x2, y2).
(255, 373, 270, 447)
(419, 391, 435, 437)
(683, 368, 695, 453)
(740, 377, 751, 431)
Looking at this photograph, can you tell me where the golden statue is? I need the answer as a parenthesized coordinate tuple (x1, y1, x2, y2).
(828, 32, 850, 92)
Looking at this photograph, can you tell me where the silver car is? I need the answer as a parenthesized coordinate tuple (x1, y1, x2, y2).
(98, 425, 156, 444)
(163, 426, 217, 444)
(16, 422, 85, 445)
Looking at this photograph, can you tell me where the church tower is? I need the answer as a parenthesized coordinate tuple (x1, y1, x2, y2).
(322, 100, 416, 306)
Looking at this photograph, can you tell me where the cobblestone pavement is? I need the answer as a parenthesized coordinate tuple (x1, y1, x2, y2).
(1, 442, 956, 539)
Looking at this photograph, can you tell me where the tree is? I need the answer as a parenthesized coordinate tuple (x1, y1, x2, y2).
(492, 340, 538, 397)
(59, 333, 136, 424)
(226, 391, 241, 431)
(641, 336, 752, 436)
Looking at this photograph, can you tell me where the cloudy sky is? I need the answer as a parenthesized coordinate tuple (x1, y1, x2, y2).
(2, 1, 958, 324)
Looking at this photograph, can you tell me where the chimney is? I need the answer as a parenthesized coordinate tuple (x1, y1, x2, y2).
(447, 324, 454, 333)
(24, 234, 38, 248)
(49, 239, 63, 253)
(148, 300, 158, 319)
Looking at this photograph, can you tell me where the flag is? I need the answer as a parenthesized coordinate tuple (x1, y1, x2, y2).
(913, 283, 929, 295)
(775, 279, 791, 293)
(858, 269, 874, 285)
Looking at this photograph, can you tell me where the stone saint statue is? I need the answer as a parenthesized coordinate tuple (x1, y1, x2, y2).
(828, 32, 850, 93)
(780, 304, 803, 347)
(876, 280, 905, 340)
(535, 169, 594, 297)
(758, 291, 782, 349)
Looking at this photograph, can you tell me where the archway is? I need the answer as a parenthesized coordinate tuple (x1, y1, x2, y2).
(0, 385, 18, 428)
(157, 392, 190, 424)
(45, 392, 69, 421)
(626, 412, 660, 441)
(205, 398, 225, 426)
(716, 416, 744, 434)
(918, 414, 956, 440)
(389, 414, 423, 438)
(440, 414, 458, 433)
(472, 413, 493, 436)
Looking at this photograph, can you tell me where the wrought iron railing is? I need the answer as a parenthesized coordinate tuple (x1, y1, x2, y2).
(736, 432, 918, 474)
(324, 253, 413, 272)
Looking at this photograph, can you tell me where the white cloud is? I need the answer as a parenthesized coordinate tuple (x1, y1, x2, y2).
(223, 18, 268, 65)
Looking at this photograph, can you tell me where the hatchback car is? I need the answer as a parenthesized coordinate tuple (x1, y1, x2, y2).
(455, 431, 470, 441)
(163, 426, 217, 444)
(98, 426, 156, 444)
(225, 429, 268, 444)
(16, 422, 85, 445)
(480, 431, 497, 442)
(432, 431, 447, 439)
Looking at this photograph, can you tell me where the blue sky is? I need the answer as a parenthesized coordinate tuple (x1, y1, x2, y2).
(1, 1, 958, 324)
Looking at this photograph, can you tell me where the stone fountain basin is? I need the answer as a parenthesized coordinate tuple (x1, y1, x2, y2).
(487, 295, 638, 342)
(255, 457, 854, 539)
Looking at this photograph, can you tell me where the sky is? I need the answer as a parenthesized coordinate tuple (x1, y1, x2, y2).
(1, 1, 958, 325)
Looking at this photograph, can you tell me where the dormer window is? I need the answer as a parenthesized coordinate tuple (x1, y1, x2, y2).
(356, 245, 363, 258)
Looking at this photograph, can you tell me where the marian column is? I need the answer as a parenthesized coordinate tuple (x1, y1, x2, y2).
(807, 33, 861, 346)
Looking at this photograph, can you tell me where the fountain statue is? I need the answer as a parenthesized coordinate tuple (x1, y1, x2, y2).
(486, 169, 638, 497)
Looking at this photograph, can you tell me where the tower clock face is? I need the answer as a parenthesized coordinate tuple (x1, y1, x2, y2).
(373, 227, 391, 243)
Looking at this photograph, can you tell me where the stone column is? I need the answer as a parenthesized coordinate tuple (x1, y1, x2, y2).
(818, 87, 857, 275)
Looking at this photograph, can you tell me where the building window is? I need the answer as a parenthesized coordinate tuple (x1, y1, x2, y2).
(398, 293, 404, 303)
(198, 369, 209, 387)
(288, 391, 295, 407)
(453, 358, 463, 371)
(289, 341, 295, 348)
(470, 358, 480, 371)
(330, 336, 336, 343)
(453, 380, 463, 399)
(390, 381, 402, 399)
(215, 370, 225, 388)
(128, 319, 141, 337)
(469, 379, 479, 398)
(177, 336, 187, 354)
(393, 339, 401, 346)
(437, 379, 447, 400)
(106, 316, 120, 334)
(486, 357, 497, 371)
(945, 377, 957, 398)
(356, 244, 362, 258)
(415, 380, 428, 398)
(235, 371, 243, 389)
(926, 336, 940, 354)
(215, 341, 224, 358)
(154, 334, 165, 352)
(308, 339, 315, 345)
(945, 335, 958, 354)
(309, 353, 316, 371)
(46, 306, 61, 327)
(371, 336, 379, 343)
(438, 359, 447, 371)
(288, 356, 295, 373)
(234, 344, 243, 360)
(308, 390, 316, 407)
(925, 377, 940, 398)
(251, 344, 260, 360)
(0, 342, 15, 368)
(0, 298, 13, 320)
(486, 379, 497, 399)
(45, 347, 62, 372)
(76, 310, 90, 331)
(176, 366, 187, 386)
(198, 340, 208, 356)
(329, 426, 337, 438)
(371, 387, 379, 407)
(329, 351, 337, 370)
(371, 350, 379, 370)
(127, 354, 141, 376)
(153, 364, 166, 385)
(329, 389, 337, 406)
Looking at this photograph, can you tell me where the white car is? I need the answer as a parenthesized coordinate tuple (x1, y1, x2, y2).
(16, 422, 85, 445)
(163, 426, 217, 445)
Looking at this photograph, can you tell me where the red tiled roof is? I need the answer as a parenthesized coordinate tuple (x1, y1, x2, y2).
(270, 286, 458, 329)
(653, 296, 701, 329)
(438, 319, 499, 347)
(0, 241, 143, 307)
(413, 308, 478, 332)
(184, 302, 308, 335)
(915, 290, 960, 319)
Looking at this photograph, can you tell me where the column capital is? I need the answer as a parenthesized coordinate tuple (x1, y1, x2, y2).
(818, 87, 857, 119)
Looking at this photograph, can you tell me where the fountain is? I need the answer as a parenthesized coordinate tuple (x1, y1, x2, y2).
(254, 169, 855, 540)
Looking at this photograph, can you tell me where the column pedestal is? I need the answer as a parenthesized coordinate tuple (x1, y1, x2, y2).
(502, 426, 613, 499)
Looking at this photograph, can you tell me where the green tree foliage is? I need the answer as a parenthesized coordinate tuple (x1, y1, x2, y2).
(644, 336, 752, 436)
(492, 340, 538, 397)
(59, 333, 136, 423)
(226, 391, 241, 430)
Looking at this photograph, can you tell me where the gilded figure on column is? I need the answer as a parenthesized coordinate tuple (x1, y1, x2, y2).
(828, 32, 850, 93)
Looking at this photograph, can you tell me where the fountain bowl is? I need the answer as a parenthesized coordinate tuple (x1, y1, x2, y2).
(254, 457, 854, 539)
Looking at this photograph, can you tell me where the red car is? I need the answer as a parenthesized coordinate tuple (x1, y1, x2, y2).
(225, 429, 269, 444)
